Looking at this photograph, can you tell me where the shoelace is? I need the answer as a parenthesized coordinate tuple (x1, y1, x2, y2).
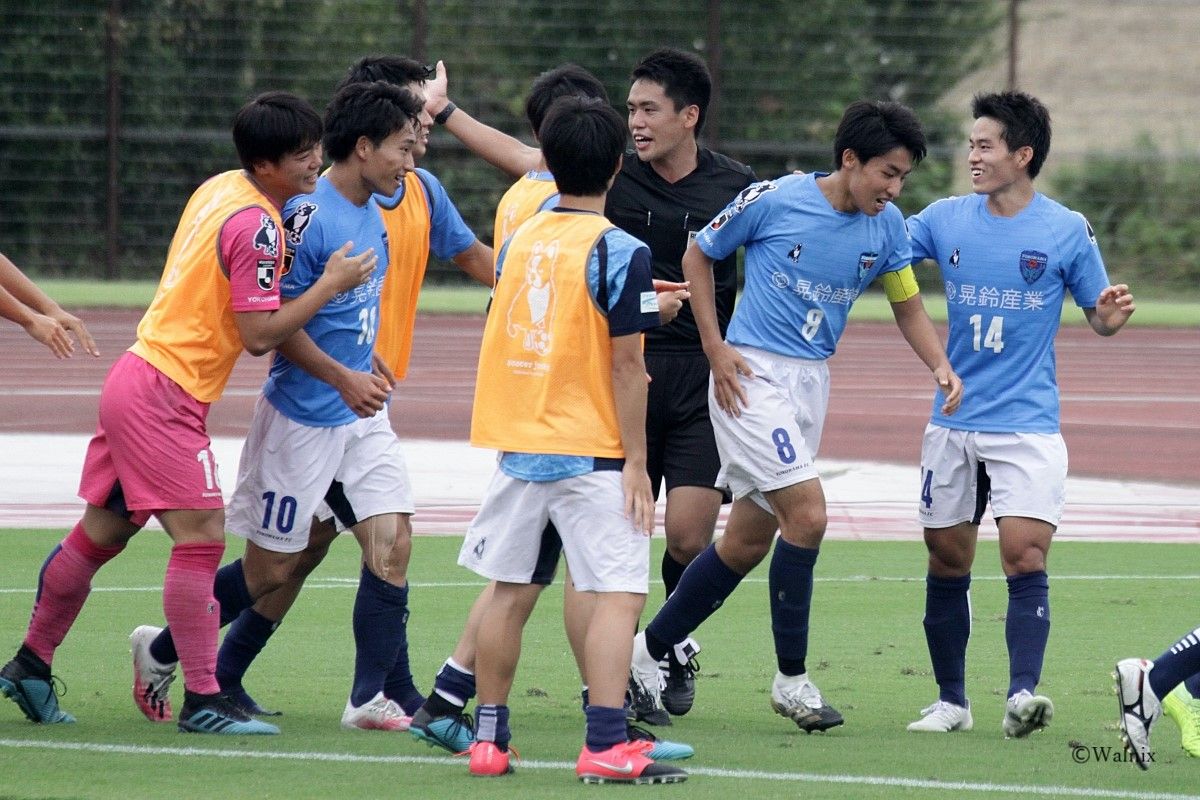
(145, 669, 175, 705)
(48, 673, 69, 700)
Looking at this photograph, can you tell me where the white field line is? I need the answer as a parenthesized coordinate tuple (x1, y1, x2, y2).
(0, 738, 1195, 800)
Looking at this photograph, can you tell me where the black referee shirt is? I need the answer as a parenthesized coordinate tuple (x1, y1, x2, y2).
(605, 147, 755, 353)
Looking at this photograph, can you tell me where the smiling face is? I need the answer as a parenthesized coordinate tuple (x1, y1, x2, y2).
(843, 145, 913, 216)
(626, 78, 696, 166)
(255, 142, 323, 205)
(360, 125, 417, 197)
(968, 115, 1030, 196)
(404, 81, 434, 160)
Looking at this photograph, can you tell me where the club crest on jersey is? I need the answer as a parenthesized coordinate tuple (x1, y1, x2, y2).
(284, 201, 318, 245)
(1019, 249, 1048, 285)
(949, 248, 960, 269)
(788, 243, 803, 262)
(857, 251, 878, 281)
(256, 259, 276, 291)
(253, 215, 279, 257)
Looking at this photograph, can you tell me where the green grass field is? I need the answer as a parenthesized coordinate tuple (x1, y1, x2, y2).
(33, 278, 1200, 327)
(1, 532, 1197, 799)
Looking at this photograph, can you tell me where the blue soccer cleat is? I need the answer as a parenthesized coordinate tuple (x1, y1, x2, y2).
(627, 723, 694, 760)
(177, 691, 280, 735)
(410, 706, 475, 753)
(0, 652, 75, 724)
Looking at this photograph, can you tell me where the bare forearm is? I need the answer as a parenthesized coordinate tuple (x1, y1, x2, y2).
(453, 240, 496, 287)
(0, 253, 60, 315)
(441, 108, 541, 179)
(0, 286, 35, 327)
(611, 349, 649, 466)
(891, 295, 951, 372)
(681, 245, 722, 351)
(275, 328, 348, 386)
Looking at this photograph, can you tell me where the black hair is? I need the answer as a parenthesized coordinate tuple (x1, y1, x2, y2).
(524, 64, 609, 140)
(322, 81, 423, 162)
(540, 96, 626, 197)
(630, 47, 711, 135)
(971, 90, 1052, 179)
(832, 100, 927, 171)
(233, 91, 322, 172)
(338, 55, 434, 92)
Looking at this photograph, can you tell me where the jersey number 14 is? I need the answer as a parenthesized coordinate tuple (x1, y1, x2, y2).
(968, 314, 1004, 353)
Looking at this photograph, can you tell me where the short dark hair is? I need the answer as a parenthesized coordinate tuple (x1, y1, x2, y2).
(525, 64, 609, 140)
(338, 55, 434, 92)
(233, 91, 322, 172)
(971, 90, 1052, 179)
(832, 100, 927, 171)
(540, 96, 626, 197)
(630, 47, 711, 135)
(322, 81, 423, 162)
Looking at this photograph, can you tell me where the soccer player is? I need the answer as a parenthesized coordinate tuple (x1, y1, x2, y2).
(164, 55, 497, 722)
(424, 47, 755, 724)
(458, 94, 685, 784)
(1116, 629, 1200, 769)
(124, 81, 423, 732)
(0, 252, 98, 360)
(902, 91, 1135, 739)
(628, 100, 962, 734)
(0, 91, 376, 734)
(408, 64, 690, 762)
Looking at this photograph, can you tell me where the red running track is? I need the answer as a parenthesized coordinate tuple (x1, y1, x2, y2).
(0, 310, 1196, 486)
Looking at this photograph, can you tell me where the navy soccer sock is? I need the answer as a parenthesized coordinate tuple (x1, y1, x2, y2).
(150, 558, 253, 664)
(1149, 626, 1200, 700)
(1005, 571, 1050, 697)
(216, 607, 278, 692)
(769, 538, 818, 676)
(584, 704, 629, 751)
(643, 543, 743, 662)
(475, 703, 511, 750)
(382, 584, 425, 713)
(350, 565, 406, 708)
(923, 573, 972, 707)
(430, 658, 476, 708)
(661, 551, 688, 599)
(1184, 672, 1200, 698)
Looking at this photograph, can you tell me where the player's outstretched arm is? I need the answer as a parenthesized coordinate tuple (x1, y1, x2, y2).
(424, 60, 541, 179)
(889, 293, 963, 416)
(611, 331, 654, 534)
(0, 251, 99, 357)
(1084, 283, 1135, 336)
(451, 239, 496, 287)
(682, 241, 752, 415)
(236, 242, 376, 356)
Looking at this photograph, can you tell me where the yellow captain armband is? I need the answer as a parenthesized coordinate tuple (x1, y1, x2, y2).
(882, 265, 921, 302)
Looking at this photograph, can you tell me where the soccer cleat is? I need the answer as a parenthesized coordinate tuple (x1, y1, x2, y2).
(661, 637, 700, 717)
(341, 691, 411, 731)
(770, 671, 844, 732)
(628, 631, 670, 726)
(411, 706, 475, 753)
(177, 691, 279, 734)
(1114, 658, 1160, 769)
(130, 625, 176, 722)
(907, 700, 973, 732)
(627, 722, 694, 760)
(1002, 689, 1054, 738)
(468, 740, 514, 776)
(1163, 684, 1200, 758)
(0, 654, 75, 724)
(576, 738, 688, 784)
(226, 686, 282, 717)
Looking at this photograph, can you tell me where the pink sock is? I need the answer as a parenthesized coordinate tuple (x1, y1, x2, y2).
(24, 523, 124, 665)
(163, 541, 225, 695)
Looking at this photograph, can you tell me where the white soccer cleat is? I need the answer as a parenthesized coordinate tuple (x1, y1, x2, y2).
(907, 699, 973, 732)
(341, 691, 412, 731)
(1002, 689, 1054, 738)
(628, 630, 669, 725)
(1114, 658, 1161, 770)
(130, 625, 177, 722)
(770, 672, 844, 733)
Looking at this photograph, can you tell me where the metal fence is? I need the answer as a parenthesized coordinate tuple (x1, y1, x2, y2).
(1, 0, 1197, 289)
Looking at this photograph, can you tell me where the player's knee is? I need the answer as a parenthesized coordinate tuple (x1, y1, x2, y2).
(665, 534, 709, 565)
(776, 505, 826, 544)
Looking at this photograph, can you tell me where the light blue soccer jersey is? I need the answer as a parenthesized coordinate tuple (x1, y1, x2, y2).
(265, 176, 388, 427)
(697, 173, 911, 359)
(376, 167, 476, 259)
(908, 192, 1110, 433)
(499, 209, 656, 482)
